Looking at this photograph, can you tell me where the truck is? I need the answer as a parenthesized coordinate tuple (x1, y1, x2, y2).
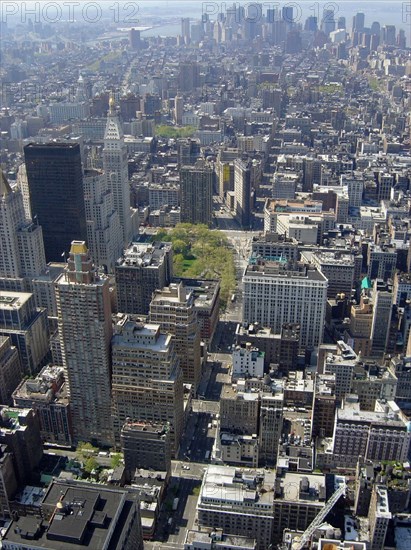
(172, 497, 179, 511)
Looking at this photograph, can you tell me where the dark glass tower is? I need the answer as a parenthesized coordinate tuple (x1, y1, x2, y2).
(24, 143, 87, 262)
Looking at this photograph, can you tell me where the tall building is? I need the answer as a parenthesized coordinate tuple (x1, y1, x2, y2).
(24, 143, 87, 263)
(242, 261, 328, 349)
(369, 485, 391, 550)
(115, 241, 173, 315)
(103, 94, 132, 245)
(259, 392, 283, 466)
(180, 165, 213, 226)
(149, 282, 201, 389)
(0, 336, 22, 405)
(0, 291, 49, 375)
(371, 280, 392, 356)
(234, 159, 252, 229)
(0, 407, 43, 486)
(111, 318, 184, 455)
(83, 168, 122, 273)
(0, 170, 46, 291)
(12, 364, 72, 446)
(55, 241, 113, 447)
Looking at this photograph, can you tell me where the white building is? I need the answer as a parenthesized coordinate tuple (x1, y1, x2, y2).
(243, 261, 328, 349)
(83, 168, 122, 273)
(103, 95, 132, 245)
(232, 343, 264, 379)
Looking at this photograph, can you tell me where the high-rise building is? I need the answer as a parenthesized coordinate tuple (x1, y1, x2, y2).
(55, 241, 113, 447)
(234, 159, 252, 229)
(371, 281, 392, 356)
(115, 241, 173, 315)
(103, 95, 132, 245)
(0, 170, 46, 291)
(181, 17, 190, 42)
(180, 165, 213, 226)
(0, 336, 22, 405)
(259, 392, 283, 466)
(369, 485, 391, 550)
(243, 261, 328, 349)
(111, 318, 184, 455)
(0, 291, 49, 375)
(12, 364, 72, 446)
(149, 282, 201, 389)
(24, 143, 87, 263)
(129, 27, 141, 49)
(0, 406, 43, 486)
(83, 168, 122, 273)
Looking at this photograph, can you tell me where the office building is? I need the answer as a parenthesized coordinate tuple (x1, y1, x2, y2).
(235, 322, 299, 373)
(251, 233, 299, 263)
(311, 373, 336, 438)
(24, 143, 87, 263)
(112, 318, 184, 455)
(243, 261, 328, 349)
(149, 282, 201, 389)
(103, 94, 132, 245)
(12, 364, 72, 446)
(0, 336, 22, 405)
(129, 27, 141, 49)
(367, 245, 397, 281)
(259, 392, 283, 466)
(197, 465, 276, 549)
(389, 356, 411, 402)
(0, 170, 46, 291)
(121, 421, 171, 477)
(331, 397, 411, 467)
(219, 433, 259, 467)
(55, 241, 113, 447)
(83, 168, 122, 273)
(180, 164, 213, 226)
(234, 159, 252, 229)
(308, 251, 355, 299)
(1, 480, 144, 550)
(371, 280, 393, 356)
(179, 278, 220, 343)
(220, 383, 260, 435)
(272, 472, 334, 543)
(0, 444, 18, 518)
(115, 241, 173, 315)
(0, 291, 49, 375)
(0, 407, 43, 486)
(369, 485, 391, 550)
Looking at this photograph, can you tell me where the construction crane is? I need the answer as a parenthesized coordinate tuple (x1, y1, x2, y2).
(294, 481, 346, 550)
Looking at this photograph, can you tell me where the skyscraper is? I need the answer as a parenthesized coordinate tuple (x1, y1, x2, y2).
(180, 164, 213, 226)
(24, 143, 87, 263)
(115, 241, 173, 315)
(55, 241, 113, 447)
(103, 94, 132, 245)
(83, 168, 122, 273)
(0, 170, 46, 291)
(111, 318, 184, 455)
(149, 282, 202, 390)
(234, 159, 252, 228)
(242, 261, 328, 349)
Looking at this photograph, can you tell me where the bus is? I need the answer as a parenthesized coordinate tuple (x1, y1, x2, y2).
(205, 451, 210, 460)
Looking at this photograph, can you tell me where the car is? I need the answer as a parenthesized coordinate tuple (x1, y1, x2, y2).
(183, 465, 190, 470)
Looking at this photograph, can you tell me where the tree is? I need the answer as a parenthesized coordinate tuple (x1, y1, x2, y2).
(111, 453, 122, 469)
(83, 456, 98, 474)
(76, 441, 98, 462)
